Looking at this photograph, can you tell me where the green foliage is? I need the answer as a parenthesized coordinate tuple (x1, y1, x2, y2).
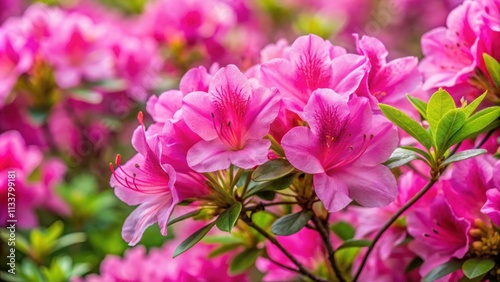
(270, 210, 312, 236)
(229, 248, 262, 275)
(336, 239, 371, 250)
(381, 88, 500, 170)
(462, 258, 495, 279)
(422, 259, 462, 282)
(216, 202, 243, 232)
(383, 148, 418, 169)
(245, 174, 296, 198)
(173, 222, 216, 257)
(484, 53, 500, 88)
(252, 158, 295, 182)
(330, 221, 355, 241)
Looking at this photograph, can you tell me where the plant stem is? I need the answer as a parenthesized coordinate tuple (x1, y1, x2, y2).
(241, 214, 326, 282)
(352, 178, 438, 282)
(353, 129, 495, 281)
(310, 214, 346, 282)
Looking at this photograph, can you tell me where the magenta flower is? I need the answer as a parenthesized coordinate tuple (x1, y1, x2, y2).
(407, 196, 470, 277)
(354, 34, 422, 107)
(0, 30, 33, 107)
(110, 113, 177, 245)
(259, 34, 368, 113)
(281, 89, 398, 212)
(182, 64, 280, 172)
(41, 13, 115, 89)
(480, 0, 500, 31)
(419, 1, 481, 91)
(481, 161, 500, 225)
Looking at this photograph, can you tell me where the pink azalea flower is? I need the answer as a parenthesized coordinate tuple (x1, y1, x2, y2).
(41, 13, 115, 89)
(442, 155, 496, 222)
(354, 34, 422, 108)
(480, 0, 500, 31)
(259, 34, 368, 113)
(110, 113, 178, 245)
(182, 64, 280, 172)
(0, 30, 33, 107)
(419, 1, 482, 91)
(113, 35, 163, 102)
(0, 131, 68, 227)
(481, 161, 500, 225)
(281, 89, 398, 212)
(407, 196, 470, 277)
(256, 227, 325, 281)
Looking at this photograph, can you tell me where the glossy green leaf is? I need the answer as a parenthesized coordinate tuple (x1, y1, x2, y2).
(245, 174, 295, 198)
(173, 222, 216, 257)
(216, 202, 243, 232)
(168, 210, 201, 226)
(337, 239, 371, 250)
(427, 88, 456, 137)
(463, 92, 487, 117)
(462, 257, 495, 279)
(331, 221, 355, 240)
(434, 109, 466, 151)
(383, 148, 418, 169)
(270, 211, 312, 236)
(442, 149, 487, 166)
(252, 159, 295, 182)
(203, 235, 244, 244)
(448, 106, 500, 145)
(208, 243, 242, 258)
(379, 104, 433, 149)
(484, 53, 500, 88)
(52, 233, 86, 253)
(399, 146, 432, 162)
(407, 94, 428, 119)
(229, 248, 262, 275)
(422, 259, 462, 282)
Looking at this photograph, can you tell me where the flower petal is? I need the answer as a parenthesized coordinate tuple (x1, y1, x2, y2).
(182, 91, 217, 140)
(282, 126, 325, 174)
(187, 139, 232, 172)
(230, 139, 271, 169)
(314, 173, 352, 212)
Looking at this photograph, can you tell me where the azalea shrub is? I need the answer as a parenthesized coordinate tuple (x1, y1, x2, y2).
(2, 0, 500, 282)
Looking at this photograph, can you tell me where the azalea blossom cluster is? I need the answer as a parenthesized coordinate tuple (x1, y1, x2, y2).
(420, 0, 500, 103)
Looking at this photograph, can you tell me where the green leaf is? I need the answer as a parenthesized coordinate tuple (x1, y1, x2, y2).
(448, 106, 500, 145)
(168, 210, 201, 226)
(422, 259, 462, 282)
(427, 88, 456, 137)
(383, 148, 418, 169)
(203, 235, 244, 244)
(407, 94, 428, 119)
(252, 159, 295, 182)
(67, 89, 103, 104)
(216, 202, 243, 232)
(229, 248, 262, 275)
(245, 174, 295, 198)
(406, 257, 424, 273)
(434, 109, 466, 152)
(463, 92, 487, 118)
(52, 233, 86, 253)
(337, 239, 371, 250)
(173, 222, 216, 257)
(442, 149, 487, 166)
(462, 257, 495, 279)
(331, 221, 355, 240)
(256, 191, 276, 201)
(208, 243, 242, 258)
(270, 211, 312, 236)
(484, 53, 500, 88)
(379, 104, 433, 149)
(399, 146, 432, 162)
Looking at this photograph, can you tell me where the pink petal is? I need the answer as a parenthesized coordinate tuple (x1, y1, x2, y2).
(186, 139, 232, 172)
(301, 89, 349, 134)
(282, 126, 324, 174)
(146, 90, 183, 123)
(340, 165, 397, 208)
(230, 139, 271, 169)
(179, 66, 211, 94)
(314, 173, 352, 212)
(55, 67, 81, 89)
(182, 91, 217, 141)
(358, 115, 399, 166)
(244, 87, 281, 138)
(208, 64, 252, 102)
(330, 54, 369, 94)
